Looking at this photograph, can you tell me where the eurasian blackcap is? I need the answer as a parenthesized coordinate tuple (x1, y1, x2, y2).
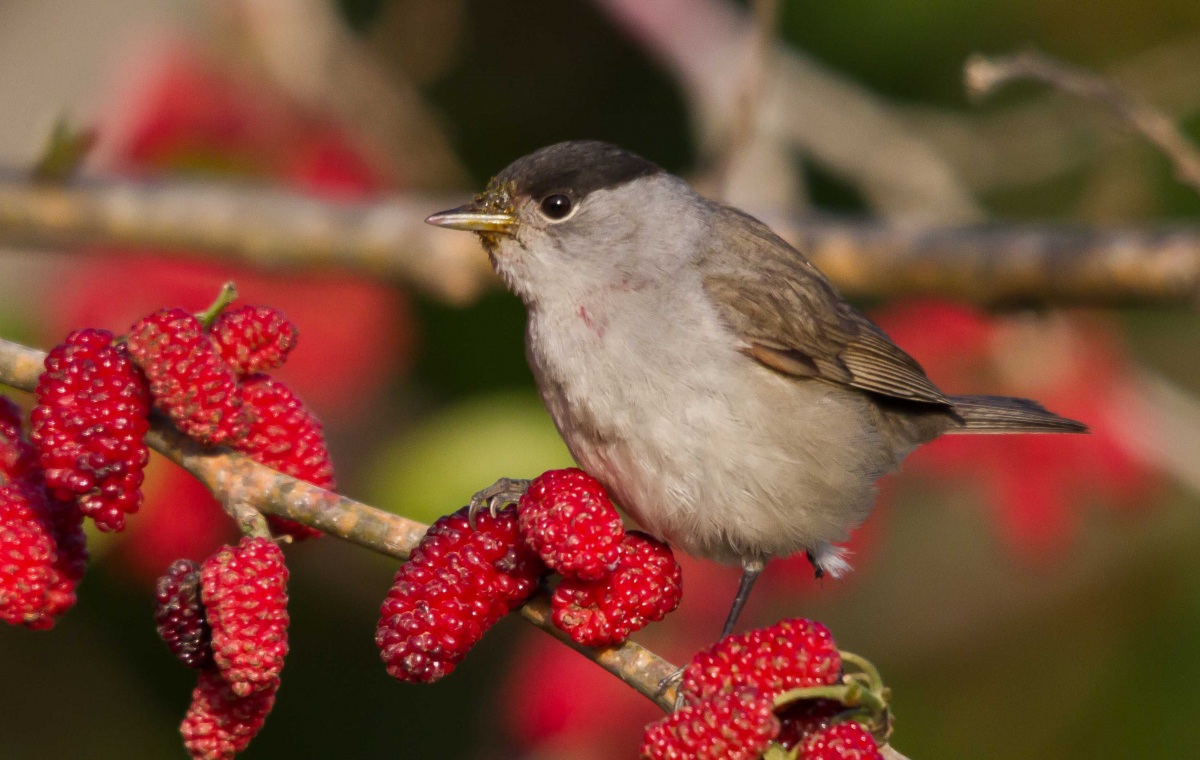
(427, 140, 1085, 640)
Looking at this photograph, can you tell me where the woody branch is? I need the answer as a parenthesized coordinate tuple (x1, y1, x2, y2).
(0, 173, 1199, 307)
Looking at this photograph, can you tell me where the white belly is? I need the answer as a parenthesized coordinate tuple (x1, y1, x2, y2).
(526, 287, 896, 565)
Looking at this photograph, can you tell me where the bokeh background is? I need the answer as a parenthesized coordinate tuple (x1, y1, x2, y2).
(1, 0, 1200, 758)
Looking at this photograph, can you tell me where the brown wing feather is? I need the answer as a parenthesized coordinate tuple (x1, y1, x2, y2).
(700, 205, 951, 406)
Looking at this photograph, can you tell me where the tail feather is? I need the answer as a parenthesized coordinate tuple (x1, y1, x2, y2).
(948, 395, 1088, 434)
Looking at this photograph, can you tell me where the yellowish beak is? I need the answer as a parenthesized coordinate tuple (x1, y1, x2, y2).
(425, 203, 515, 233)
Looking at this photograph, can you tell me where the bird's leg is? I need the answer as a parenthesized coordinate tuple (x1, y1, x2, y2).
(720, 558, 766, 641)
(467, 477, 531, 527)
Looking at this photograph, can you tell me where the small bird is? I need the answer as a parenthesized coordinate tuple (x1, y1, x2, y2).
(427, 140, 1086, 640)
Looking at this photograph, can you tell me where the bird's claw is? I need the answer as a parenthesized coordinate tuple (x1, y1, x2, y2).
(656, 667, 686, 711)
(468, 477, 532, 529)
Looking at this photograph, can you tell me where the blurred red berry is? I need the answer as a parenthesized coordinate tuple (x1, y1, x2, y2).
(0, 480, 86, 629)
(180, 668, 278, 760)
(156, 559, 213, 670)
(551, 531, 682, 647)
(0, 396, 37, 480)
(640, 688, 780, 760)
(201, 537, 289, 697)
(209, 305, 298, 377)
(31, 328, 151, 532)
(127, 308, 251, 446)
(680, 618, 841, 704)
(376, 506, 546, 683)
(798, 721, 883, 760)
(49, 43, 411, 421)
(873, 301, 1159, 559)
(519, 468, 624, 581)
(234, 375, 334, 540)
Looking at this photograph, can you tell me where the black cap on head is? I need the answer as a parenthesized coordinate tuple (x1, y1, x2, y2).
(491, 141, 661, 201)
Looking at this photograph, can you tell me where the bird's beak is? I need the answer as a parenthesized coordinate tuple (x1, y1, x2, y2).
(425, 202, 516, 233)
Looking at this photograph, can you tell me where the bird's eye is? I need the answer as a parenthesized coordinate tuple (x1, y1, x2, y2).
(539, 194, 574, 220)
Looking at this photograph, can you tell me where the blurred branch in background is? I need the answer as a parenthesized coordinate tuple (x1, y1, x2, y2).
(211, 0, 469, 189)
(966, 50, 1200, 197)
(0, 171, 1198, 306)
(593, 0, 984, 221)
(909, 36, 1200, 194)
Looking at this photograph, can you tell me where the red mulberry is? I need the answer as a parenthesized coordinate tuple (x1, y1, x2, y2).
(234, 375, 334, 540)
(376, 506, 546, 683)
(551, 531, 682, 646)
(680, 618, 841, 705)
(640, 688, 780, 760)
(518, 468, 623, 581)
(181, 669, 278, 760)
(31, 328, 151, 532)
(126, 308, 250, 446)
(209, 305, 298, 377)
(201, 537, 289, 696)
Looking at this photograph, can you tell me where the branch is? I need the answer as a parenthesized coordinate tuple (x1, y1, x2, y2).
(1, 172, 1199, 306)
(966, 50, 1200, 197)
(593, 0, 983, 222)
(0, 336, 678, 712)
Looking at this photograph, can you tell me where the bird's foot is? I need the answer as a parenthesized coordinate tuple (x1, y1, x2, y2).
(468, 477, 531, 528)
(656, 667, 686, 711)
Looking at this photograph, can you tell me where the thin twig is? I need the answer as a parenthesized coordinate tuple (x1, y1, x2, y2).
(966, 50, 1200, 197)
(1, 172, 1199, 306)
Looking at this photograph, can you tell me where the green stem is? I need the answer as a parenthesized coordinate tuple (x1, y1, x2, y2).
(773, 682, 888, 714)
(196, 281, 239, 327)
(840, 650, 884, 693)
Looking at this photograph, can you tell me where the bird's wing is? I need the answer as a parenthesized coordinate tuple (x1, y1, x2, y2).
(699, 206, 951, 406)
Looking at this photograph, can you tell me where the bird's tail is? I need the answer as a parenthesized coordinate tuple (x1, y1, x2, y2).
(947, 395, 1088, 434)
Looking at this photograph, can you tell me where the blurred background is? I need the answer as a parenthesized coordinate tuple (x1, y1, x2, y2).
(1, 0, 1200, 757)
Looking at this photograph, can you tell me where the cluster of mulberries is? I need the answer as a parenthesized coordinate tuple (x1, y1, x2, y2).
(122, 299, 334, 540)
(376, 469, 684, 686)
(643, 618, 886, 760)
(520, 468, 682, 646)
(376, 506, 546, 683)
(0, 395, 88, 630)
(28, 298, 330, 542)
(155, 537, 289, 759)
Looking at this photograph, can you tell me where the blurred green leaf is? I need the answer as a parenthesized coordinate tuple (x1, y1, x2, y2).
(364, 390, 573, 525)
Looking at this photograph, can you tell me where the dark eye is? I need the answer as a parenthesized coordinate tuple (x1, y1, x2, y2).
(539, 194, 573, 220)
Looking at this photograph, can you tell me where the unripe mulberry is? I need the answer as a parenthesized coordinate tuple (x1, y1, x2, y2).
(209, 305, 298, 377)
(31, 329, 151, 532)
(518, 468, 623, 581)
(234, 375, 334, 540)
(376, 506, 546, 683)
(680, 618, 841, 704)
(551, 531, 682, 646)
(181, 669, 278, 760)
(640, 688, 780, 760)
(201, 537, 289, 696)
(156, 559, 213, 669)
(126, 308, 250, 445)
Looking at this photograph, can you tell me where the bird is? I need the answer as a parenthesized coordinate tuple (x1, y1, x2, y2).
(426, 140, 1086, 642)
